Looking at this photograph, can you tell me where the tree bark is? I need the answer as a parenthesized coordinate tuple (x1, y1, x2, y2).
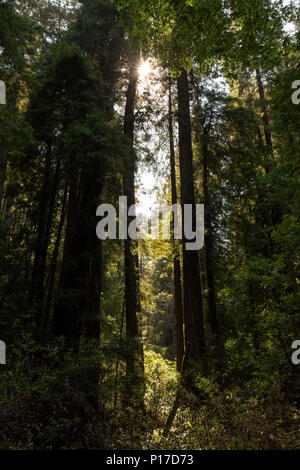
(202, 132, 218, 338)
(52, 167, 103, 351)
(44, 182, 68, 333)
(31, 141, 53, 332)
(84, 239, 102, 340)
(123, 49, 145, 405)
(0, 150, 8, 214)
(255, 68, 273, 157)
(168, 78, 184, 372)
(177, 70, 205, 366)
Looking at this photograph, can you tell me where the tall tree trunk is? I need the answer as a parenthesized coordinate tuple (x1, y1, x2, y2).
(52, 168, 103, 351)
(123, 49, 144, 405)
(255, 68, 273, 158)
(168, 78, 184, 372)
(202, 131, 222, 359)
(45, 158, 61, 261)
(177, 70, 205, 368)
(84, 239, 102, 340)
(0, 150, 8, 214)
(0, 81, 19, 216)
(202, 132, 218, 335)
(31, 141, 53, 332)
(44, 183, 68, 333)
(256, 68, 282, 248)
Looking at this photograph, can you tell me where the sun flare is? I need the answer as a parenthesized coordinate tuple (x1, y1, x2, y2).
(138, 60, 151, 78)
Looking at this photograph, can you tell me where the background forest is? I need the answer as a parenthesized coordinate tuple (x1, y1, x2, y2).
(0, 0, 299, 450)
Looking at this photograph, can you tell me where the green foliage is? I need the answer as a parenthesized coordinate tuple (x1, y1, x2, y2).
(0, 0, 299, 452)
(144, 348, 178, 424)
(156, 388, 299, 450)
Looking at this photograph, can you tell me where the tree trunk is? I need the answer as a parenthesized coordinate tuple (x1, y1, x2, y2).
(84, 239, 102, 340)
(177, 70, 205, 367)
(0, 150, 8, 214)
(123, 49, 144, 405)
(31, 141, 53, 332)
(44, 183, 68, 333)
(52, 168, 103, 351)
(202, 132, 218, 335)
(256, 68, 282, 248)
(168, 78, 184, 372)
(255, 68, 273, 158)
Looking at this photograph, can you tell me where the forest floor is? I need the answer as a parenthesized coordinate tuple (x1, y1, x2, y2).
(0, 344, 298, 450)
